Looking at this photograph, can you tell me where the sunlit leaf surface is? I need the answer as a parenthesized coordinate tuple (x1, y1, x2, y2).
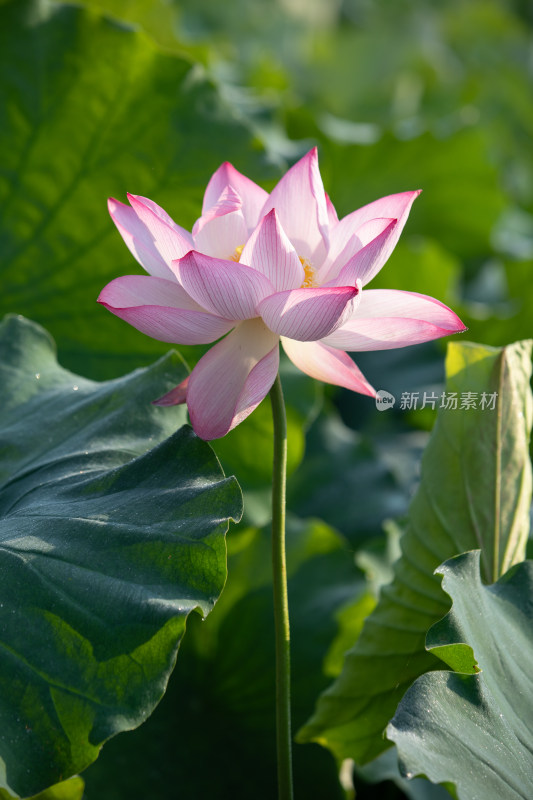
(388, 551, 533, 800)
(0, 316, 241, 796)
(298, 339, 533, 764)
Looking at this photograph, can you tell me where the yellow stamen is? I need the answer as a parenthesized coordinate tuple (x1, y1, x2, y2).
(230, 244, 245, 262)
(300, 257, 316, 288)
(231, 244, 317, 288)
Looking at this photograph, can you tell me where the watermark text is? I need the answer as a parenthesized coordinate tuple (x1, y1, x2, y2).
(376, 390, 498, 412)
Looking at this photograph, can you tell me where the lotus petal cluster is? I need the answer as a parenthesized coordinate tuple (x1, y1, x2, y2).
(99, 149, 465, 439)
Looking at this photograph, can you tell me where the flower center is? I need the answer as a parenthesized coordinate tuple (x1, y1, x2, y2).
(230, 245, 245, 262)
(300, 257, 316, 288)
(229, 245, 317, 287)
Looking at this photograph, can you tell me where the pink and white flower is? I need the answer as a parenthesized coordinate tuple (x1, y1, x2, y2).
(98, 149, 466, 440)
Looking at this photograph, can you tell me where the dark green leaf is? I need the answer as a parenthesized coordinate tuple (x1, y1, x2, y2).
(355, 747, 455, 800)
(298, 339, 533, 763)
(388, 551, 533, 800)
(0, 315, 242, 796)
(82, 518, 362, 799)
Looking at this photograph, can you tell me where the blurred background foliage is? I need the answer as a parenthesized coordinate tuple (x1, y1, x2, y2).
(1, 0, 532, 797)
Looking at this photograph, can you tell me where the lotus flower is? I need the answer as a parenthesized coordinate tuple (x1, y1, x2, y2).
(98, 149, 465, 440)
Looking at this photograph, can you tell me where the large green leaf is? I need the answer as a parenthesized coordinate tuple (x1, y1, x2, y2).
(298, 339, 533, 763)
(0, 315, 242, 797)
(388, 550, 533, 800)
(82, 518, 362, 799)
(354, 746, 454, 800)
(0, 776, 84, 800)
(76, 0, 185, 53)
(0, 0, 279, 380)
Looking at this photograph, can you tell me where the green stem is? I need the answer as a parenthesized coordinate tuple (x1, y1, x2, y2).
(269, 373, 294, 800)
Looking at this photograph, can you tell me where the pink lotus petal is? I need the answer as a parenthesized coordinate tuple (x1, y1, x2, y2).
(260, 148, 330, 263)
(326, 190, 421, 273)
(319, 217, 401, 284)
(281, 338, 376, 397)
(102, 159, 468, 437)
(202, 161, 269, 232)
(187, 320, 280, 439)
(192, 186, 248, 259)
(173, 250, 275, 320)
(108, 198, 174, 279)
(239, 209, 304, 291)
(322, 289, 467, 351)
(98, 274, 202, 310)
(129, 195, 193, 244)
(326, 192, 339, 228)
(258, 285, 359, 342)
(194, 184, 242, 232)
(317, 233, 361, 284)
(152, 376, 189, 406)
(324, 219, 398, 287)
(98, 275, 235, 344)
(127, 194, 193, 264)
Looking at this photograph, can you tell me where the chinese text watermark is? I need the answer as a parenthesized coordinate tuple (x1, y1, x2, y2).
(376, 390, 498, 412)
